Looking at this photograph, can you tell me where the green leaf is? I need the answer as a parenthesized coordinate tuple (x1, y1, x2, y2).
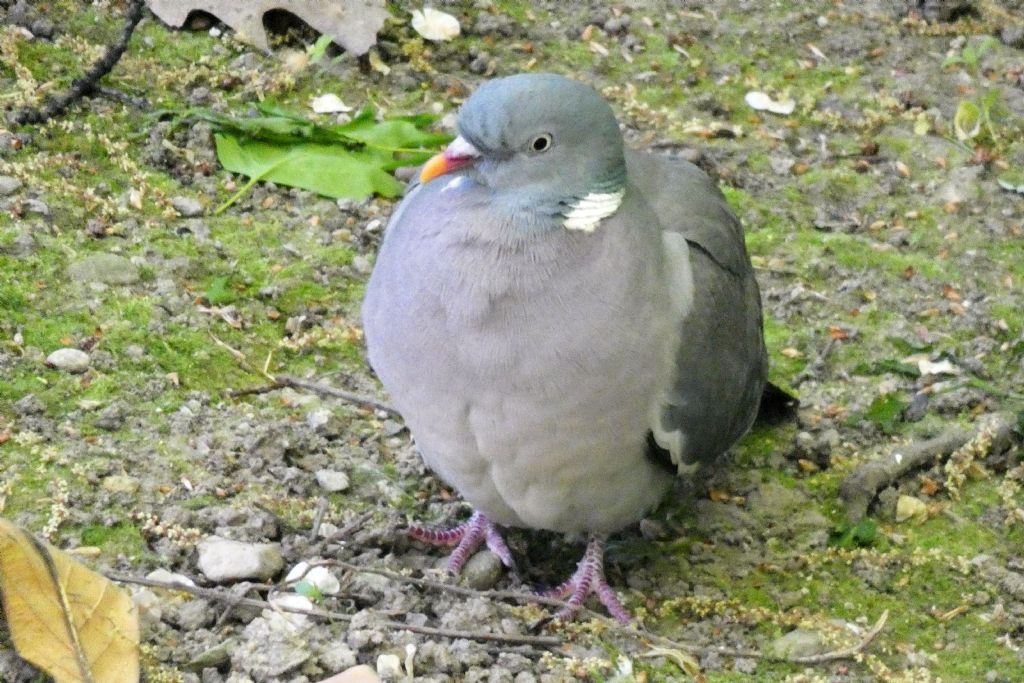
(214, 133, 404, 201)
(307, 34, 333, 64)
(293, 580, 323, 601)
(864, 393, 908, 434)
(997, 168, 1024, 194)
(204, 275, 236, 305)
(953, 100, 981, 141)
(852, 359, 921, 378)
(886, 336, 932, 355)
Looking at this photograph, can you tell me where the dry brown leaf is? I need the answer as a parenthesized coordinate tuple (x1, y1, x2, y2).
(0, 518, 140, 683)
(145, 0, 388, 55)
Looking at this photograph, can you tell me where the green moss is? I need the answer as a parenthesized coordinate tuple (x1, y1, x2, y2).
(79, 523, 145, 556)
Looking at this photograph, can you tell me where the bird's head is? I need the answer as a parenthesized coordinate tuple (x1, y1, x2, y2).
(420, 74, 627, 232)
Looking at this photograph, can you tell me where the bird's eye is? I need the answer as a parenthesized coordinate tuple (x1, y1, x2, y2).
(530, 134, 553, 153)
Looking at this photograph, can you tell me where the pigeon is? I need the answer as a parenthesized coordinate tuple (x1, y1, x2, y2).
(362, 73, 767, 622)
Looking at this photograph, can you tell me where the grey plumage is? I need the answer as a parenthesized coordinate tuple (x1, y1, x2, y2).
(362, 73, 766, 620)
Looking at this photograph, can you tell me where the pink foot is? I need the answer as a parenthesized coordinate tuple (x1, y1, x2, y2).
(408, 510, 516, 574)
(539, 534, 631, 624)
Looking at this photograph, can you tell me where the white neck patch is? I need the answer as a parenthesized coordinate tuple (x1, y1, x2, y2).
(561, 188, 625, 233)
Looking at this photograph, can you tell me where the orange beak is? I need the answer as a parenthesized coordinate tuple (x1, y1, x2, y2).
(420, 136, 481, 184)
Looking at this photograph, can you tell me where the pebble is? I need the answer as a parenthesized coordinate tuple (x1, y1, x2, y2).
(0, 175, 22, 195)
(375, 654, 402, 679)
(185, 639, 234, 671)
(46, 348, 90, 373)
(321, 665, 381, 683)
(1002, 26, 1024, 49)
(197, 537, 284, 582)
(14, 393, 45, 415)
(315, 469, 351, 492)
(30, 17, 55, 39)
(462, 550, 504, 590)
(767, 629, 825, 658)
(172, 196, 204, 217)
(67, 253, 140, 285)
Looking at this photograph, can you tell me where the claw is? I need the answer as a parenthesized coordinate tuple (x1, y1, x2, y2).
(408, 510, 516, 574)
(538, 534, 631, 624)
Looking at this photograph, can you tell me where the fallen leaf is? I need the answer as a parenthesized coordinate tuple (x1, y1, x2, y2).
(920, 477, 941, 496)
(0, 518, 140, 682)
(410, 7, 461, 41)
(145, 0, 388, 55)
(744, 91, 796, 115)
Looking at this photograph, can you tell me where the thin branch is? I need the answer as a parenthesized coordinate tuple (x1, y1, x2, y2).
(105, 572, 562, 648)
(228, 374, 400, 417)
(13, 0, 145, 126)
(840, 412, 1019, 521)
(306, 558, 888, 665)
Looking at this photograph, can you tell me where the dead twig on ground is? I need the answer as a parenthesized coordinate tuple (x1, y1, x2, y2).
(307, 559, 889, 666)
(227, 374, 399, 417)
(13, 0, 145, 125)
(840, 412, 1019, 521)
(106, 572, 562, 648)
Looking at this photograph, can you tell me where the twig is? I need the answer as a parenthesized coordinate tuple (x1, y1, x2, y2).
(310, 508, 376, 555)
(105, 572, 562, 648)
(208, 332, 276, 382)
(840, 412, 1019, 521)
(94, 84, 150, 110)
(308, 558, 887, 665)
(228, 374, 400, 417)
(13, 0, 145, 126)
(309, 497, 330, 542)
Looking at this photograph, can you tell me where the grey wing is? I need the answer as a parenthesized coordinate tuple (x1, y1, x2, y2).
(628, 151, 768, 470)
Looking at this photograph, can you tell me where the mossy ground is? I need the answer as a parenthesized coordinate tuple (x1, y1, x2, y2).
(2, 1, 1024, 681)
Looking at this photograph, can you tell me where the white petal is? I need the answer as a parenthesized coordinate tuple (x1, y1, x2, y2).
(311, 93, 352, 114)
(411, 8, 461, 42)
(744, 90, 796, 115)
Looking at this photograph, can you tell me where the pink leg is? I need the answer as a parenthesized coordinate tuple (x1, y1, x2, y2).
(539, 534, 631, 624)
(408, 510, 515, 574)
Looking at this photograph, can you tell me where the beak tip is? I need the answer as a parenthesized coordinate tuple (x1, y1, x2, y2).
(419, 152, 449, 184)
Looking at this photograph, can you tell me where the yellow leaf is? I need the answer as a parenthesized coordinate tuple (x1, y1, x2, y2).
(0, 518, 140, 683)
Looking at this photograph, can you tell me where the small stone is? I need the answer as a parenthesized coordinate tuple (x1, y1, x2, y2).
(68, 253, 140, 285)
(322, 665, 381, 683)
(461, 550, 503, 590)
(1001, 26, 1024, 49)
(315, 469, 350, 492)
(95, 402, 126, 430)
(46, 348, 90, 373)
(173, 598, 214, 630)
(14, 393, 45, 416)
(186, 640, 235, 671)
(768, 629, 826, 658)
(197, 537, 284, 582)
(352, 254, 373, 275)
(375, 654, 402, 679)
(0, 175, 22, 195)
(172, 196, 204, 217)
(30, 17, 55, 38)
